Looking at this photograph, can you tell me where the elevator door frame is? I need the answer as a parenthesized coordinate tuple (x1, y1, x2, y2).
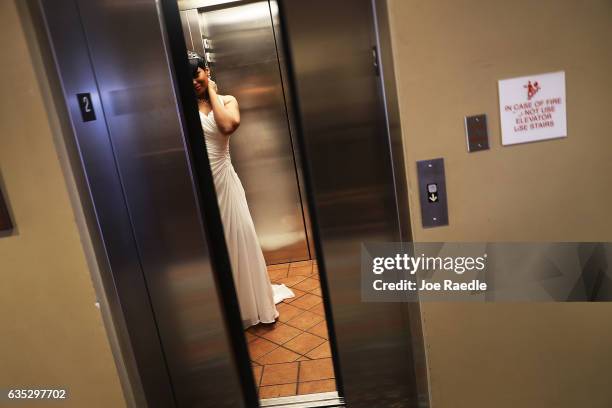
(29, 0, 429, 406)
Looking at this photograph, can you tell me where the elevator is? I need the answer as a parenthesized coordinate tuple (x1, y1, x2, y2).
(31, 0, 427, 406)
(180, 1, 314, 265)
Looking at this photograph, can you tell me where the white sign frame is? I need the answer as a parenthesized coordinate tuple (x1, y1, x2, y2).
(498, 71, 567, 146)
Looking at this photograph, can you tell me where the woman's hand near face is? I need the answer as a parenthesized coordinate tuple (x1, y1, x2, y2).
(207, 78, 218, 93)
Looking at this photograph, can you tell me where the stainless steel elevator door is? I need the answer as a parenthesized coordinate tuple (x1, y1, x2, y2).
(280, 0, 420, 406)
(198, 2, 310, 265)
(47, 0, 250, 406)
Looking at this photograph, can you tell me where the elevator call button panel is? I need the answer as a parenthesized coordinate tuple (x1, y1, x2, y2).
(417, 158, 449, 228)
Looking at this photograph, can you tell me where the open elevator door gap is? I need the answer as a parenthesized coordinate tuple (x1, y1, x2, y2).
(180, 0, 315, 266)
(176, 0, 342, 403)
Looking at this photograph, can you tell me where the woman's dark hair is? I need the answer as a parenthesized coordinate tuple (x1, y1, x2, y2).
(187, 50, 208, 77)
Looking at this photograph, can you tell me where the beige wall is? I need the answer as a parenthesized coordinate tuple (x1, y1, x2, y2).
(387, 0, 612, 407)
(0, 2, 126, 407)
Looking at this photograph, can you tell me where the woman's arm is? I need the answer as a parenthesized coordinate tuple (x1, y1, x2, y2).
(208, 81, 240, 135)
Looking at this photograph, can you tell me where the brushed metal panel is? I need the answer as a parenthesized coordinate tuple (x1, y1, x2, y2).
(417, 158, 449, 228)
(269, 0, 315, 260)
(185, 9, 206, 56)
(180, 11, 193, 50)
(371, 1, 428, 404)
(371, 0, 413, 245)
(279, 0, 420, 406)
(198, 1, 310, 264)
(178, 0, 242, 11)
(465, 114, 490, 152)
(37, 1, 173, 406)
(67, 0, 247, 406)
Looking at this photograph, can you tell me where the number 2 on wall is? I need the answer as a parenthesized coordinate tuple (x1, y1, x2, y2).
(82, 95, 91, 112)
(76, 92, 96, 122)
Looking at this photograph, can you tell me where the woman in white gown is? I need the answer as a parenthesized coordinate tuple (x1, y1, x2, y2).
(188, 51, 293, 328)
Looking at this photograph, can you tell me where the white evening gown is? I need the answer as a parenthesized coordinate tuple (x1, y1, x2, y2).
(199, 102, 294, 328)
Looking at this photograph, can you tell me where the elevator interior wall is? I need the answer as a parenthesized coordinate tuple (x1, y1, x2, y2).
(180, 1, 314, 265)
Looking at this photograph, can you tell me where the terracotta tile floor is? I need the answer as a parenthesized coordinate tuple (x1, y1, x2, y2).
(247, 260, 337, 399)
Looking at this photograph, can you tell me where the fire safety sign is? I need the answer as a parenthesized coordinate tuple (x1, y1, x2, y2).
(498, 71, 567, 146)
